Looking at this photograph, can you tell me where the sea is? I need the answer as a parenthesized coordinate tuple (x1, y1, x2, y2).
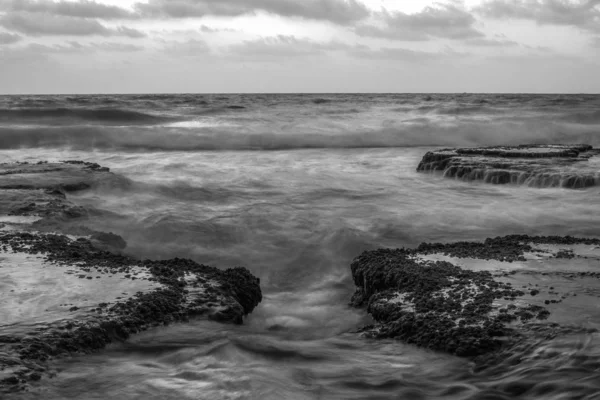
(1, 93, 600, 399)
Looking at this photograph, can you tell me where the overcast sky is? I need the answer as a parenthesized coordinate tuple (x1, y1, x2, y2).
(0, 0, 598, 94)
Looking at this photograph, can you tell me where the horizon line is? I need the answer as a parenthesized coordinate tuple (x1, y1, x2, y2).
(1, 91, 599, 96)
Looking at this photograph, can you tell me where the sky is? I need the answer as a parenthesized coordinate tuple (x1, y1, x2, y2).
(0, 0, 599, 94)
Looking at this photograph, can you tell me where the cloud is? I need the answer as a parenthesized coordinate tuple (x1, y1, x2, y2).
(522, 43, 554, 51)
(199, 25, 237, 33)
(0, 41, 144, 64)
(227, 35, 360, 59)
(226, 35, 457, 63)
(29, 41, 145, 53)
(0, 0, 371, 25)
(135, 0, 370, 25)
(0, 31, 21, 44)
(91, 42, 146, 52)
(465, 35, 520, 46)
(476, 0, 600, 33)
(349, 46, 463, 62)
(25, 42, 91, 54)
(355, 3, 484, 41)
(115, 26, 146, 38)
(0, 0, 135, 19)
(593, 36, 600, 47)
(0, 12, 108, 36)
(0, 12, 146, 37)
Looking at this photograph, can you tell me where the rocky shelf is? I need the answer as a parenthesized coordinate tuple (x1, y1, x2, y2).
(417, 144, 600, 188)
(0, 161, 262, 394)
(350, 235, 600, 358)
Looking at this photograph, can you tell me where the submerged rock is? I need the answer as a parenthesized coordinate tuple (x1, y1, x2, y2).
(0, 160, 117, 224)
(417, 144, 600, 188)
(0, 161, 263, 393)
(350, 235, 600, 357)
(0, 160, 112, 192)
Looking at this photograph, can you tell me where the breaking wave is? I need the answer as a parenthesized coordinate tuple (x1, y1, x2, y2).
(0, 93, 598, 152)
(0, 119, 598, 151)
(0, 107, 176, 125)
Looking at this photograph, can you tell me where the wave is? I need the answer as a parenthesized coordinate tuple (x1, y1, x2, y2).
(187, 106, 250, 117)
(560, 110, 600, 125)
(0, 119, 599, 151)
(434, 105, 499, 116)
(312, 98, 332, 105)
(318, 108, 362, 115)
(0, 107, 176, 125)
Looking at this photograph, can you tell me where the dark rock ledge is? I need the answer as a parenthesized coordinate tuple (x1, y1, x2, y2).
(417, 144, 600, 188)
(350, 235, 600, 358)
(0, 161, 262, 394)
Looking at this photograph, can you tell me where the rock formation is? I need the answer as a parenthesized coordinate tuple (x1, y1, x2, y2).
(417, 145, 600, 188)
(351, 235, 600, 357)
(0, 161, 262, 393)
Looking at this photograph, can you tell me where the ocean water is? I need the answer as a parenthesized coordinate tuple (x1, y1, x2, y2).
(2, 93, 600, 399)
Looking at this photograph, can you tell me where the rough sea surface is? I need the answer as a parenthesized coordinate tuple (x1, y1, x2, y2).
(1, 93, 600, 399)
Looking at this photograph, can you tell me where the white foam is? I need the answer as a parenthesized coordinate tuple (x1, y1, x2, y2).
(162, 119, 237, 129)
(0, 215, 42, 224)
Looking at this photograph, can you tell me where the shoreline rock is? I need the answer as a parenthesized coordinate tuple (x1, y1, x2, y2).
(350, 235, 600, 358)
(0, 161, 263, 394)
(417, 144, 600, 188)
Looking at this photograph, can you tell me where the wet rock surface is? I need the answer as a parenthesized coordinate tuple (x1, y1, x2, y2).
(0, 161, 117, 226)
(351, 235, 600, 358)
(0, 161, 262, 394)
(417, 144, 600, 188)
(0, 160, 110, 192)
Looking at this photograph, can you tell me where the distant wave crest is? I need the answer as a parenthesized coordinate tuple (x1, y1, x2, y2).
(0, 118, 598, 151)
(0, 107, 175, 125)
